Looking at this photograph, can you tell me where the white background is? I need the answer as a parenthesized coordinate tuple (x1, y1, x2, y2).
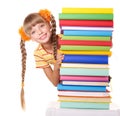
(0, 0, 120, 116)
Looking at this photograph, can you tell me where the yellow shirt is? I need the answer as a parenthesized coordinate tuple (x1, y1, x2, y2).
(34, 44, 56, 68)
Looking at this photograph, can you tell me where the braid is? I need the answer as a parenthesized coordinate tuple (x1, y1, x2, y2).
(51, 14, 57, 60)
(20, 39, 27, 110)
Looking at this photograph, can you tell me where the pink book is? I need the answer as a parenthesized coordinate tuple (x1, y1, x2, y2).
(60, 75, 109, 82)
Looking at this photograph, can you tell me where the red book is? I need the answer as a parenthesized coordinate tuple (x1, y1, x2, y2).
(59, 39, 112, 46)
(59, 20, 113, 27)
(60, 75, 109, 82)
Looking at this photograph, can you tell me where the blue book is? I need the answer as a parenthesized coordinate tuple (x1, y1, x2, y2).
(63, 30, 112, 36)
(57, 83, 106, 92)
(62, 55, 108, 64)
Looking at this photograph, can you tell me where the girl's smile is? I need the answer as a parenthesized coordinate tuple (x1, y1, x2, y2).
(39, 33, 47, 40)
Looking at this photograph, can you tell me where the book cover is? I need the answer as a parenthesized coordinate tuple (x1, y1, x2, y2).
(59, 39, 112, 46)
(58, 90, 110, 97)
(59, 20, 113, 27)
(60, 50, 112, 56)
(61, 35, 111, 41)
(62, 55, 108, 64)
(60, 45, 111, 52)
(61, 26, 113, 31)
(63, 30, 112, 36)
(60, 101, 110, 109)
(59, 13, 113, 20)
(60, 75, 109, 82)
(61, 80, 109, 86)
(60, 67, 109, 76)
(61, 63, 109, 68)
(58, 96, 111, 103)
(57, 84, 107, 92)
(62, 8, 113, 14)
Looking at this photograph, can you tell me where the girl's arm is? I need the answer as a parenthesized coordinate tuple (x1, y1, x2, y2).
(43, 52, 64, 86)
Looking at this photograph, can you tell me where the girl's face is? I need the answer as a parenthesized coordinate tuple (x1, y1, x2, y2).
(30, 22, 52, 44)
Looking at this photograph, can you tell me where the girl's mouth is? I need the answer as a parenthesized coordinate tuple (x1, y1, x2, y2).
(40, 33, 47, 40)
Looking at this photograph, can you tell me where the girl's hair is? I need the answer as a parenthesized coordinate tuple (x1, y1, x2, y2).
(20, 10, 57, 110)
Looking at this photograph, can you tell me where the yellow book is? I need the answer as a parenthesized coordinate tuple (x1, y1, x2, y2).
(58, 96, 112, 103)
(60, 50, 112, 56)
(62, 8, 113, 14)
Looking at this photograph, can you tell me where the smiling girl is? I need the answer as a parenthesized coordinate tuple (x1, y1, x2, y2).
(19, 9, 64, 110)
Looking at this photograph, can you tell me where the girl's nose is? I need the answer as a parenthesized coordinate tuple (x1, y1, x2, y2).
(38, 30, 42, 35)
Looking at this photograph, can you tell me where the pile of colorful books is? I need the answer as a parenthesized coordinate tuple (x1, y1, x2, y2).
(57, 7, 114, 109)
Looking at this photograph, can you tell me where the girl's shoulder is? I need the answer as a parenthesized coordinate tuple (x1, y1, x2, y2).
(34, 44, 46, 56)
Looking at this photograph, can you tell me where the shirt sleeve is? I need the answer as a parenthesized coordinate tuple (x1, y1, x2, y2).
(34, 50, 50, 68)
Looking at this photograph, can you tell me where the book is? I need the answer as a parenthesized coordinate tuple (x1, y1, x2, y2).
(61, 63, 109, 68)
(59, 20, 113, 27)
(61, 35, 111, 41)
(61, 80, 109, 86)
(62, 55, 108, 64)
(60, 45, 111, 52)
(58, 96, 111, 103)
(57, 84, 107, 92)
(59, 39, 112, 46)
(60, 75, 110, 82)
(61, 26, 113, 31)
(58, 90, 110, 97)
(60, 101, 110, 109)
(63, 30, 112, 36)
(60, 67, 109, 76)
(62, 8, 113, 14)
(60, 50, 112, 56)
(59, 13, 113, 20)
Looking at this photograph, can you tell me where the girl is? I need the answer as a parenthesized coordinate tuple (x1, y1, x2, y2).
(19, 9, 64, 110)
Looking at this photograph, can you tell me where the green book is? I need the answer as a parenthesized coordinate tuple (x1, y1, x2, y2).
(62, 35, 111, 41)
(60, 45, 110, 51)
(59, 13, 113, 20)
(60, 101, 110, 109)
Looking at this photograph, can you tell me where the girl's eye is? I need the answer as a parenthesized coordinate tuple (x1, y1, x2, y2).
(31, 31, 35, 35)
(40, 24, 45, 27)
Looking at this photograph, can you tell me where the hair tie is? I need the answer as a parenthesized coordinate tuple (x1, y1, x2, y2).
(19, 27, 30, 41)
(39, 9, 51, 22)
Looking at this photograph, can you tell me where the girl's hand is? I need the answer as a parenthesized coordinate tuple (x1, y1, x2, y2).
(57, 52, 64, 64)
(54, 52, 64, 69)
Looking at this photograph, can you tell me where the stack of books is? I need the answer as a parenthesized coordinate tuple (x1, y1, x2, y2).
(57, 7, 114, 110)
